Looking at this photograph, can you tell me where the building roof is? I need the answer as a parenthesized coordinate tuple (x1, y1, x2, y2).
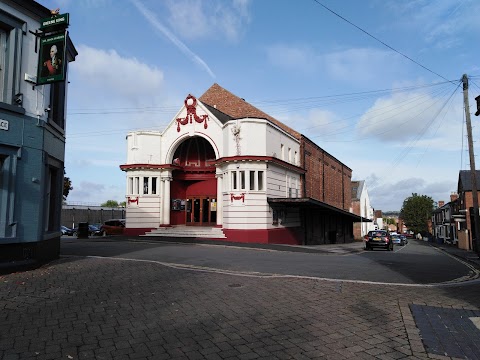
(458, 170, 480, 191)
(267, 197, 371, 222)
(199, 83, 301, 139)
(351, 180, 364, 201)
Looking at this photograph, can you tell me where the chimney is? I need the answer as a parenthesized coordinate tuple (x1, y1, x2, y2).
(438, 200, 445, 208)
(450, 192, 458, 202)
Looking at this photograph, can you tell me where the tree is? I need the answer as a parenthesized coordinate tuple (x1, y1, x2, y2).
(399, 193, 434, 234)
(101, 200, 119, 208)
(63, 176, 73, 200)
(120, 201, 126, 207)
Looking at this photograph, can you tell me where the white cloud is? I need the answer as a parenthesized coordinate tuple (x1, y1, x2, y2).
(266, 45, 316, 71)
(71, 45, 164, 104)
(165, 0, 251, 41)
(68, 181, 125, 205)
(266, 45, 404, 83)
(355, 88, 462, 144)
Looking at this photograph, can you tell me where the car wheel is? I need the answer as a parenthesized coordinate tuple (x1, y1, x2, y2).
(73, 231, 77, 237)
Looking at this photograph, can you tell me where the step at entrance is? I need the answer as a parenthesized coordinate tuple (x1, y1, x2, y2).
(141, 226, 226, 239)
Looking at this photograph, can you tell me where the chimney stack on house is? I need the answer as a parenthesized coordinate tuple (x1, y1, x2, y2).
(450, 192, 459, 202)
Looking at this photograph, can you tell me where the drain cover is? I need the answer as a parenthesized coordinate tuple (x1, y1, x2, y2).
(228, 283, 242, 288)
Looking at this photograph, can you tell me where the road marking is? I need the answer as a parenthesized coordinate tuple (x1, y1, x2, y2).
(61, 254, 480, 288)
(470, 317, 480, 330)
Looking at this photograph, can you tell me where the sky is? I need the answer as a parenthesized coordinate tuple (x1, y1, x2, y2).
(37, 0, 480, 212)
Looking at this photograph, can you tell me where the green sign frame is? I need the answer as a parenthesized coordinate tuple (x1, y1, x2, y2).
(40, 13, 69, 30)
(36, 32, 67, 85)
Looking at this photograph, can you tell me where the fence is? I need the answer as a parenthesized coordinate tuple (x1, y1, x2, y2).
(61, 205, 126, 228)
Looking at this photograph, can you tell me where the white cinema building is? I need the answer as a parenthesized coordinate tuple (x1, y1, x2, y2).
(121, 83, 362, 244)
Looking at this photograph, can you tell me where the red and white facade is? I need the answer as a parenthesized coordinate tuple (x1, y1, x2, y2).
(120, 84, 306, 243)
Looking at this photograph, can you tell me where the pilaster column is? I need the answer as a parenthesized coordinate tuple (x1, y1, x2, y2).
(161, 171, 172, 226)
(216, 172, 223, 226)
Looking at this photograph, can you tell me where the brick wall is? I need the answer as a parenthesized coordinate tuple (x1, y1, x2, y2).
(301, 136, 352, 210)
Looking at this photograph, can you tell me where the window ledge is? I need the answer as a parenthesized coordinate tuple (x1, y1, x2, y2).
(0, 102, 25, 115)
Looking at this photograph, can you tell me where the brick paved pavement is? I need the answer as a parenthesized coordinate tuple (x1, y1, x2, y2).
(1, 256, 480, 360)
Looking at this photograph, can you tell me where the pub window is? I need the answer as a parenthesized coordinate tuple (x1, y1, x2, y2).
(258, 171, 264, 191)
(249, 171, 255, 190)
(294, 151, 298, 165)
(0, 12, 24, 106)
(240, 171, 245, 190)
(151, 177, 157, 194)
(48, 81, 66, 129)
(281, 144, 284, 160)
(143, 177, 149, 194)
(288, 148, 291, 163)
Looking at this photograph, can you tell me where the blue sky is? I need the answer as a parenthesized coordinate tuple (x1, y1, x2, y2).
(37, 0, 480, 212)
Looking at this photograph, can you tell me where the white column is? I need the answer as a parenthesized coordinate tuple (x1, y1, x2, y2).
(161, 172, 172, 225)
(216, 173, 223, 226)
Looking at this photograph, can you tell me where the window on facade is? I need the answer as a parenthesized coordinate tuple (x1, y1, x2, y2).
(281, 144, 284, 160)
(240, 171, 245, 190)
(223, 172, 228, 191)
(0, 11, 24, 108)
(0, 155, 5, 191)
(294, 151, 298, 165)
(151, 177, 157, 194)
(258, 171, 264, 191)
(128, 177, 133, 194)
(48, 81, 66, 129)
(288, 148, 291, 163)
(232, 171, 237, 190)
(249, 171, 255, 190)
(46, 166, 60, 232)
(134, 177, 139, 194)
(143, 177, 149, 194)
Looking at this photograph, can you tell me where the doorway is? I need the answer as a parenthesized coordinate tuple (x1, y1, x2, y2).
(185, 196, 217, 226)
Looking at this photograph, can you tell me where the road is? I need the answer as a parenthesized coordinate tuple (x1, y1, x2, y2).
(60, 237, 478, 285)
(2, 237, 480, 359)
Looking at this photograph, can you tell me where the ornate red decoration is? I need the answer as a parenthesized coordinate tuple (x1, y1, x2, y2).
(230, 193, 245, 203)
(176, 94, 209, 132)
(128, 196, 138, 205)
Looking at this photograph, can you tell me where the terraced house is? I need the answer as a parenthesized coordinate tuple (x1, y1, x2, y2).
(121, 84, 365, 244)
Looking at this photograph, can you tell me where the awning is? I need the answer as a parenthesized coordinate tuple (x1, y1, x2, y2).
(267, 197, 371, 223)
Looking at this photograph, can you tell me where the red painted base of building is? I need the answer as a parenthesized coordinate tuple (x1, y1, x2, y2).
(123, 227, 303, 245)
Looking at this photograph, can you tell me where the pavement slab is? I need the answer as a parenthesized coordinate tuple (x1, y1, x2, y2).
(1, 256, 480, 359)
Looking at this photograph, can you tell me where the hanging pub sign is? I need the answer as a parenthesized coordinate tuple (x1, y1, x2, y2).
(36, 32, 67, 85)
(40, 12, 69, 31)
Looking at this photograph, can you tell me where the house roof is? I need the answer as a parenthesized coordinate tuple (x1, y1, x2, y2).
(199, 83, 301, 139)
(458, 170, 480, 191)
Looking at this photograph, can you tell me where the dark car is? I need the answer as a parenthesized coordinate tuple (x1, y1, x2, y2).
(399, 234, 408, 245)
(61, 226, 74, 236)
(100, 219, 125, 236)
(364, 230, 393, 251)
(73, 224, 102, 237)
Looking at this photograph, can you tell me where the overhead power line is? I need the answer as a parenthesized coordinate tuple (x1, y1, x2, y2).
(309, 0, 453, 83)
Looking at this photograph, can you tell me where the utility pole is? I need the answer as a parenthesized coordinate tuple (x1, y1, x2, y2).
(462, 74, 480, 255)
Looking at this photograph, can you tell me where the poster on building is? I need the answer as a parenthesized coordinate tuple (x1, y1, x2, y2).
(37, 32, 67, 85)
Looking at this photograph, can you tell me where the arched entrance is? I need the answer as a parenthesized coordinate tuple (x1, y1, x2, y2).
(170, 136, 217, 226)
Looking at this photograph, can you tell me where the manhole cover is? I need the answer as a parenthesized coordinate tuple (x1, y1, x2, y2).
(228, 283, 242, 288)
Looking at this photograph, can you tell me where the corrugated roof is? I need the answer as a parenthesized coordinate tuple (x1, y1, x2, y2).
(199, 83, 301, 139)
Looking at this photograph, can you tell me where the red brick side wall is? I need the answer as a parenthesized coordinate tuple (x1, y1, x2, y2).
(301, 136, 352, 210)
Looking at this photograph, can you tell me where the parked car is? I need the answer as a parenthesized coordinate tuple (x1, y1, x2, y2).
(399, 234, 408, 245)
(61, 226, 74, 236)
(73, 224, 102, 237)
(364, 230, 393, 251)
(100, 219, 125, 236)
(391, 234, 402, 245)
